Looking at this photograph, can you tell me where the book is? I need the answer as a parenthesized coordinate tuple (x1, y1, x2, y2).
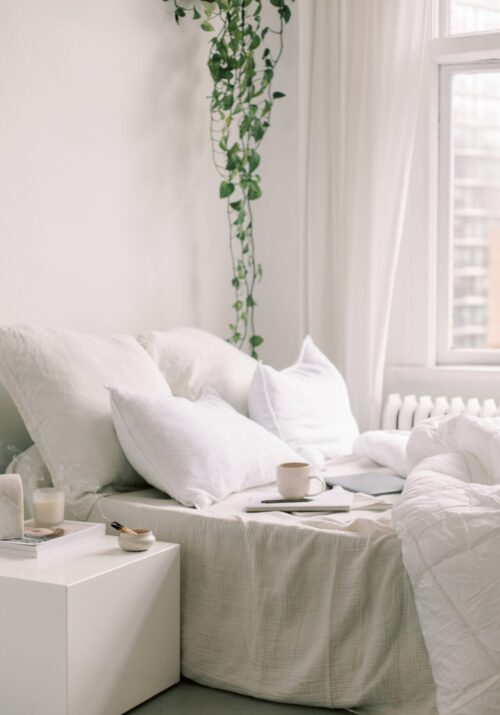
(245, 486, 353, 513)
(0, 520, 105, 558)
(325, 471, 405, 496)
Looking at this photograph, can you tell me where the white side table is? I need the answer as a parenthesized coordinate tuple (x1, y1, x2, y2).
(0, 535, 180, 715)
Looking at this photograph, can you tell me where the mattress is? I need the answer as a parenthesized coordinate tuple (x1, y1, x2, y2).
(88, 456, 436, 714)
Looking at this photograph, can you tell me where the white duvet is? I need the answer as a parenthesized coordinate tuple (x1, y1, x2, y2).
(393, 414, 500, 715)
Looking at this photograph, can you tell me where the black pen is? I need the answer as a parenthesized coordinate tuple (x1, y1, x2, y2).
(261, 497, 312, 504)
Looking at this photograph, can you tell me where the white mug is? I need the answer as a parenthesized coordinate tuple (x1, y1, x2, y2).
(276, 462, 326, 499)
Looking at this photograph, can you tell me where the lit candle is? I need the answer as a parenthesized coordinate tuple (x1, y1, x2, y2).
(32, 488, 65, 528)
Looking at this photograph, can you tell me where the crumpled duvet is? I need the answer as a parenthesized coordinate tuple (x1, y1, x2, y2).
(393, 414, 500, 715)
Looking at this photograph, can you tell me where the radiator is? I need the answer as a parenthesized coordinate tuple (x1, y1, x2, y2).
(382, 393, 499, 431)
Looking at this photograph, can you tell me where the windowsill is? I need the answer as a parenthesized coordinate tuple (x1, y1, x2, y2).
(387, 364, 500, 397)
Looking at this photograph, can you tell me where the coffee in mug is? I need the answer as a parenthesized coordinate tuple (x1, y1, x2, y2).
(276, 462, 326, 499)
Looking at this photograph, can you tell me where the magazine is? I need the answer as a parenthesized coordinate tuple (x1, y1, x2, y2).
(245, 486, 353, 513)
(0, 520, 105, 558)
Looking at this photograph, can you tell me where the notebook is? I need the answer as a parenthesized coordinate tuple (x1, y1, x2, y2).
(325, 471, 405, 496)
(245, 486, 353, 513)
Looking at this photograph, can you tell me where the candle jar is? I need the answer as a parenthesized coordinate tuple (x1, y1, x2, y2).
(32, 487, 65, 528)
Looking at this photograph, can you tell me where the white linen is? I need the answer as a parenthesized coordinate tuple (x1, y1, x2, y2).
(393, 415, 500, 715)
(248, 336, 359, 469)
(298, 0, 431, 430)
(6, 444, 52, 518)
(353, 430, 410, 477)
(0, 325, 168, 519)
(109, 386, 301, 509)
(138, 326, 256, 414)
(90, 456, 435, 711)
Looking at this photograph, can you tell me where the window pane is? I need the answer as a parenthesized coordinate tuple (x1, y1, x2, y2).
(451, 70, 500, 349)
(450, 0, 500, 34)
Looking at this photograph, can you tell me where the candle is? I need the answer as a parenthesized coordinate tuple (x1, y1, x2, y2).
(0, 474, 24, 539)
(32, 488, 65, 528)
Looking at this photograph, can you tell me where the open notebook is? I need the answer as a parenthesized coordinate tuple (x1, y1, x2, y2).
(245, 486, 353, 513)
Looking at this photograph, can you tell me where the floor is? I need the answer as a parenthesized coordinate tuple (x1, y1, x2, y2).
(129, 679, 348, 714)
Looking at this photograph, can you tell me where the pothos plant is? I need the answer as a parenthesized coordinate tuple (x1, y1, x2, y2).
(164, 0, 293, 357)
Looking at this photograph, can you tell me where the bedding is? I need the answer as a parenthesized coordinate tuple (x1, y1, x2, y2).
(248, 336, 359, 468)
(138, 326, 256, 414)
(353, 430, 410, 476)
(0, 325, 168, 520)
(108, 386, 301, 508)
(393, 415, 500, 715)
(89, 455, 436, 713)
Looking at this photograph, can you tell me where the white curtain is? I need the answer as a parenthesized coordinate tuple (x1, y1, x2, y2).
(299, 0, 431, 430)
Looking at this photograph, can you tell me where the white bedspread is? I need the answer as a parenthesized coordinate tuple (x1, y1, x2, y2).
(393, 415, 500, 715)
(89, 456, 435, 713)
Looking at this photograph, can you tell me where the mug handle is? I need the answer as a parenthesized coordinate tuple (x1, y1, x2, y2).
(307, 475, 326, 496)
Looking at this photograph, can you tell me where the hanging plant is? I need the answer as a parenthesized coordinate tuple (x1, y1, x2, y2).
(164, 0, 293, 357)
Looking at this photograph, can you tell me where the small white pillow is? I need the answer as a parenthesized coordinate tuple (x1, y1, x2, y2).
(108, 386, 301, 509)
(137, 326, 256, 414)
(0, 325, 169, 519)
(248, 336, 359, 469)
(353, 430, 410, 477)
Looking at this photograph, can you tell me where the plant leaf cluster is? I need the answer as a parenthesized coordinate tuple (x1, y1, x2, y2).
(164, 0, 293, 357)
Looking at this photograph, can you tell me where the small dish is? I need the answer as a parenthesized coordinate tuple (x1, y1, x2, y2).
(118, 528, 156, 552)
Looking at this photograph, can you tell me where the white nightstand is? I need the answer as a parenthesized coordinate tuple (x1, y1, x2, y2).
(0, 535, 180, 715)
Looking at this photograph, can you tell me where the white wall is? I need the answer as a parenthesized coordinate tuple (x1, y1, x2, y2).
(0, 0, 301, 368)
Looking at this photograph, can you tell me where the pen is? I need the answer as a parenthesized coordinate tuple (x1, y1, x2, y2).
(261, 497, 313, 504)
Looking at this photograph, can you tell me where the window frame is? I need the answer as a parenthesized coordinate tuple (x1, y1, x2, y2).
(437, 60, 500, 364)
(433, 5, 500, 365)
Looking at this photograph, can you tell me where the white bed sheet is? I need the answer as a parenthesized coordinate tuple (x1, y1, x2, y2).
(88, 456, 436, 714)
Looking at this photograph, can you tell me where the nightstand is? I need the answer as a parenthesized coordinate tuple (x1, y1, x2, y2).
(0, 536, 180, 715)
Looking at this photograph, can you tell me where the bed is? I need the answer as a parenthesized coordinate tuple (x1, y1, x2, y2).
(87, 456, 436, 713)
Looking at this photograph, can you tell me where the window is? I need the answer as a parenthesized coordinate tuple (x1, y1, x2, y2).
(436, 1, 500, 364)
(449, 0, 500, 36)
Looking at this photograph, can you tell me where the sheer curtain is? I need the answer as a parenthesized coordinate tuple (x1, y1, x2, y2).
(299, 0, 431, 430)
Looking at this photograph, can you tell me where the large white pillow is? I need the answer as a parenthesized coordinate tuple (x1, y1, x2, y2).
(108, 385, 300, 509)
(137, 326, 256, 414)
(0, 325, 169, 519)
(248, 336, 359, 469)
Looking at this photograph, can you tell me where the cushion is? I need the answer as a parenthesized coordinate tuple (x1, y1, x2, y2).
(248, 336, 359, 469)
(0, 325, 168, 519)
(108, 385, 301, 509)
(137, 326, 256, 414)
(6, 444, 53, 519)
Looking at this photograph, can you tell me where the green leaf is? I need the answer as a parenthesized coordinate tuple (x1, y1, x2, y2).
(249, 335, 264, 348)
(174, 7, 186, 23)
(270, 0, 283, 6)
(193, 7, 201, 19)
(246, 294, 256, 307)
(272, 91, 286, 99)
(222, 94, 234, 110)
(201, 20, 215, 32)
(247, 181, 262, 200)
(220, 181, 235, 198)
(280, 5, 292, 23)
(231, 277, 240, 289)
(248, 149, 260, 172)
(230, 200, 242, 211)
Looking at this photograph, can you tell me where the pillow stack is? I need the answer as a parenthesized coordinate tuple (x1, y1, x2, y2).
(0, 326, 358, 514)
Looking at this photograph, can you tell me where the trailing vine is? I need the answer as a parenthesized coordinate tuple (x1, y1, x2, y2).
(164, 0, 293, 357)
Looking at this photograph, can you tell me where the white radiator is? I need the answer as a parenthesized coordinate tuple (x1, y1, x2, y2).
(382, 393, 499, 431)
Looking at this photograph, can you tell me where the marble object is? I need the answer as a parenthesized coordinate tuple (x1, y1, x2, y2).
(0, 473, 24, 539)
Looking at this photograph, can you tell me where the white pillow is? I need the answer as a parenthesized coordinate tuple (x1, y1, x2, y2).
(108, 385, 300, 509)
(6, 445, 53, 519)
(137, 326, 256, 414)
(248, 336, 359, 469)
(0, 325, 169, 519)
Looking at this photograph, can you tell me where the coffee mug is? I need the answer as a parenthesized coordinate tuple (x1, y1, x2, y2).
(276, 462, 326, 499)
